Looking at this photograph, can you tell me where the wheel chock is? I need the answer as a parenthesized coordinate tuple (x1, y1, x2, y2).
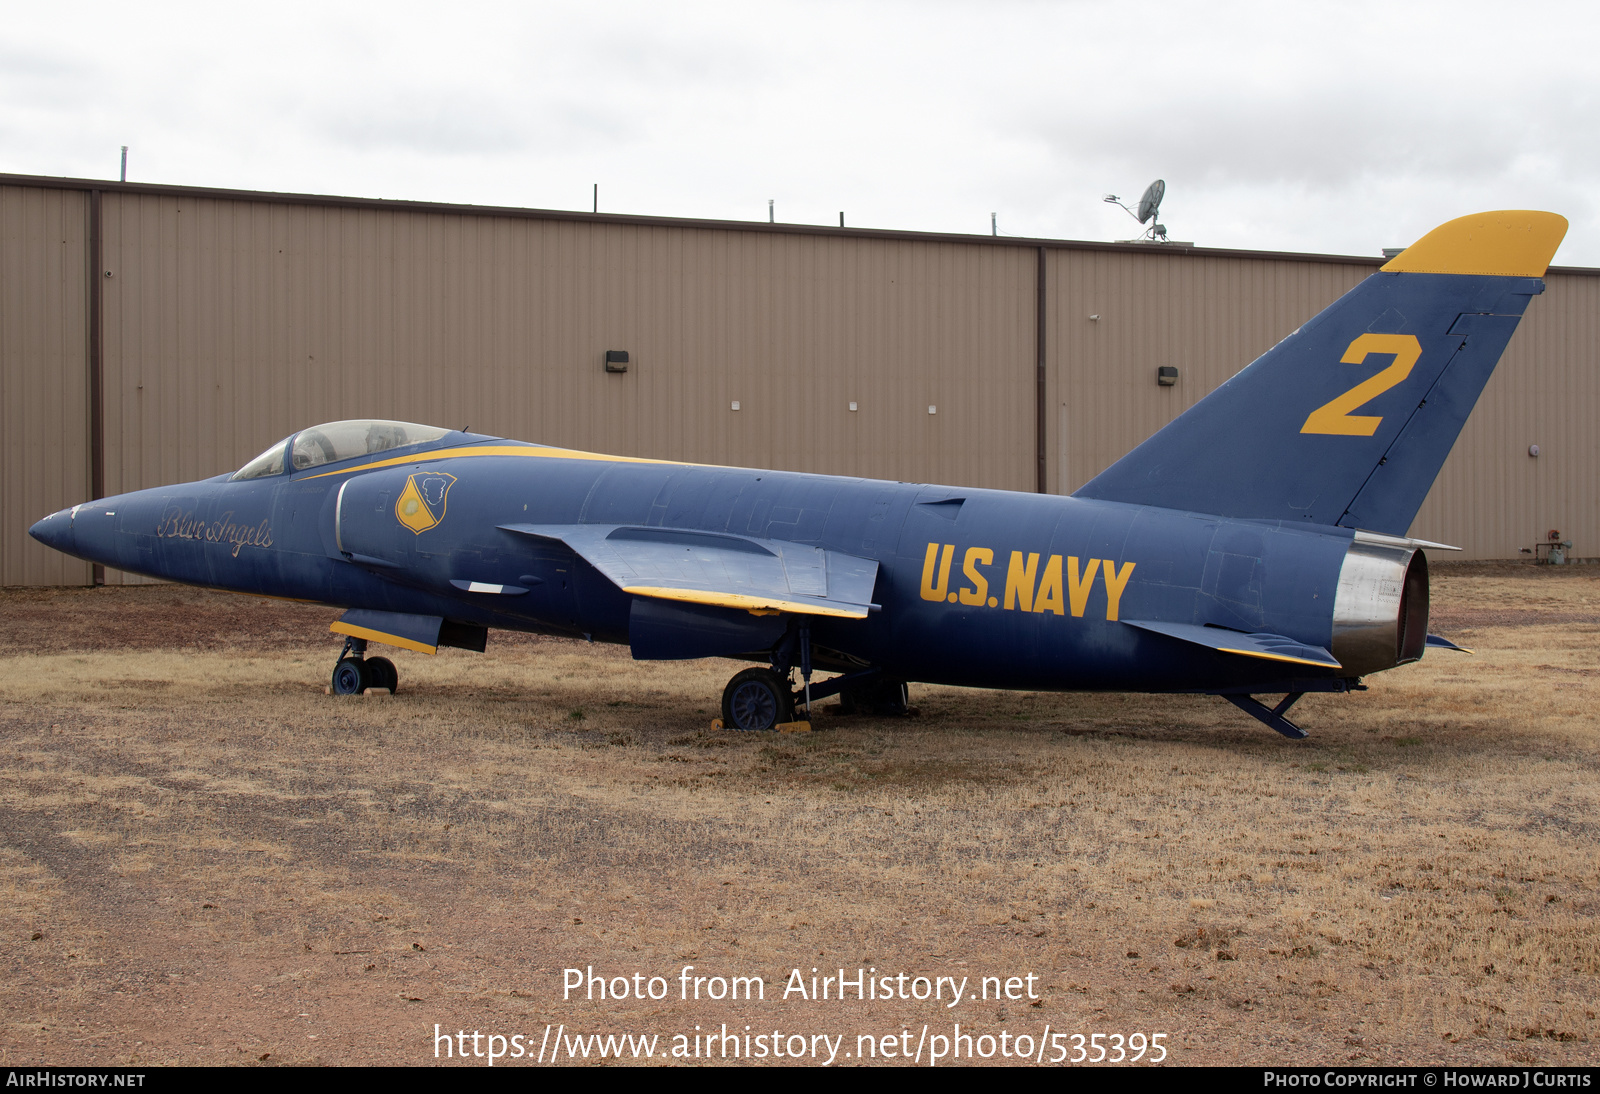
(776, 720, 813, 733)
(363, 688, 392, 698)
(710, 718, 724, 731)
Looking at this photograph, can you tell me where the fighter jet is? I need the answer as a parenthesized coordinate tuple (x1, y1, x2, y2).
(29, 211, 1567, 738)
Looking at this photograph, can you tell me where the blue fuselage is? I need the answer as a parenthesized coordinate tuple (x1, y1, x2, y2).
(31, 435, 1358, 695)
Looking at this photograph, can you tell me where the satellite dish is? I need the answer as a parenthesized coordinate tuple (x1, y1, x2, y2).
(1135, 179, 1165, 224)
(1103, 179, 1172, 242)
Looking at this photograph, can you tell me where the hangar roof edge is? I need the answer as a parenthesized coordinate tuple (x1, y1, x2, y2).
(4, 172, 1594, 274)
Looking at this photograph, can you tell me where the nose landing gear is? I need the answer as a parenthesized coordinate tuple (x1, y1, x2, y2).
(330, 636, 399, 695)
(365, 656, 398, 693)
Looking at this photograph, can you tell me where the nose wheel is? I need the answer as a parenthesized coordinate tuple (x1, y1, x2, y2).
(330, 637, 399, 695)
(364, 656, 397, 693)
(331, 656, 368, 695)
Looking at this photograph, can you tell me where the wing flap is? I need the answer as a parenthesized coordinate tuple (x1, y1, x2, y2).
(1123, 619, 1342, 669)
(499, 523, 880, 619)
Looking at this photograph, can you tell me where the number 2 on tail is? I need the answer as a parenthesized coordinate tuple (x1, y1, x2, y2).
(1300, 333, 1422, 436)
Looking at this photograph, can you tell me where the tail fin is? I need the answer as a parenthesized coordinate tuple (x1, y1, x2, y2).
(1074, 211, 1568, 535)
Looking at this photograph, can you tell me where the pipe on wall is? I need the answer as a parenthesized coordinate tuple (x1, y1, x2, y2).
(88, 188, 104, 584)
(1036, 246, 1047, 494)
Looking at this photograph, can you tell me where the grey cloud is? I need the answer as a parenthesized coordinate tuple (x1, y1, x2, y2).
(312, 92, 636, 156)
(1030, 84, 1600, 192)
(0, 44, 96, 109)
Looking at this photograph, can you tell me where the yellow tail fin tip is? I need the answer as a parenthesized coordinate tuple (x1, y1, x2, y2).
(1381, 211, 1567, 277)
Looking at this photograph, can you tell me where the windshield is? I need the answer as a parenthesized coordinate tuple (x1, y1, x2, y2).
(232, 420, 452, 480)
(232, 440, 288, 481)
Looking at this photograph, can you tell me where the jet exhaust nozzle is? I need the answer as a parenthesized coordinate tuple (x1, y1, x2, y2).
(1331, 538, 1429, 676)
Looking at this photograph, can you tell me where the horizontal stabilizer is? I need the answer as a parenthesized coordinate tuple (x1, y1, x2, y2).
(1425, 633, 1473, 654)
(1123, 619, 1341, 669)
(500, 524, 880, 619)
(1353, 529, 1461, 552)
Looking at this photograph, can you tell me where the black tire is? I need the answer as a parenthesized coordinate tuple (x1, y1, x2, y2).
(877, 680, 910, 716)
(721, 668, 795, 731)
(838, 678, 909, 716)
(366, 656, 398, 693)
(331, 657, 368, 696)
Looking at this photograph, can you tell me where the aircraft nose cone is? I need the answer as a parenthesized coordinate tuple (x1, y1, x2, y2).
(29, 508, 76, 555)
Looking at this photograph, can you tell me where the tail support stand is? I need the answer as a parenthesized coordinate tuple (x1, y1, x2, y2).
(1224, 692, 1309, 739)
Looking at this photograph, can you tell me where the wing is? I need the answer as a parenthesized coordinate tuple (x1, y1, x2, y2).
(1121, 619, 1341, 670)
(499, 524, 880, 619)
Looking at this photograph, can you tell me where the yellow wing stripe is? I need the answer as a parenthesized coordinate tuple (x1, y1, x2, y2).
(622, 585, 870, 619)
(1217, 646, 1341, 669)
(1380, 211, 1567, 277)
(330, 621, 438, 655)
(306, 444, 684, 480)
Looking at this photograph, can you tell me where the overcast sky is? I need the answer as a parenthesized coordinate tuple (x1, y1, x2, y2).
(4, 0, 1597, 264)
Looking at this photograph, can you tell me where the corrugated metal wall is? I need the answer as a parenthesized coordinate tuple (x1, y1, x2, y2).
(99, 194, 1036, 507)
(1044, 248, 1599, 558)
(1411, 272, 1600, 557)
(0, 185, 91, 586)
(1046, 248, 1370, 494)
(3, 176, 1595, 584)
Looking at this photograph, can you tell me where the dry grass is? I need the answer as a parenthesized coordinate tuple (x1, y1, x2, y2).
(1, 565, 1598, 1066)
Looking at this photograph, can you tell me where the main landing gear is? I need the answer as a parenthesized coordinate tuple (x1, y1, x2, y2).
(719, 617, 820, 732)
(721, 667, 794, 731)
(330, 636, 398, 696)
(716, 618, 909, 731)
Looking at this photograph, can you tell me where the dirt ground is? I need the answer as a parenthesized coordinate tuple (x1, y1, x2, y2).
(1, 563, 1597, 1067)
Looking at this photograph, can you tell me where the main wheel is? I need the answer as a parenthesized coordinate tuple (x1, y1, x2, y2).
(365, 656, 398, 693)
(838, 678, 909, 716)
(721, 668, 795, 731)
(331, 657, 368, 696)
(877, 680, 910, 716)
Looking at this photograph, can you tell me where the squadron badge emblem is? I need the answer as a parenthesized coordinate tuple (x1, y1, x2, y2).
(395, 472, 457, 534)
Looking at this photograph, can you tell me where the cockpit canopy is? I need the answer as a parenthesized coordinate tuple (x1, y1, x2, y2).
(232, 420, 453, 481)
